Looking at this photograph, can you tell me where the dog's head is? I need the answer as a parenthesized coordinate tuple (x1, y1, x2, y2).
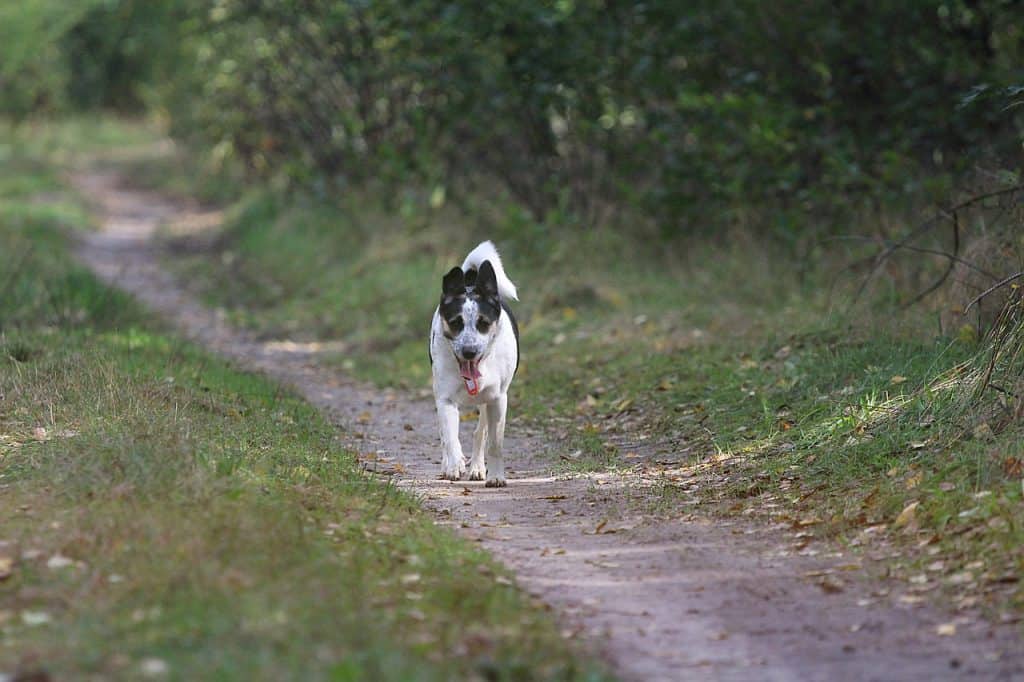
(439, 260, 502, 394)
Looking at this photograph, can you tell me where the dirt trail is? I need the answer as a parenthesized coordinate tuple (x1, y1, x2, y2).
(73, 169, 1023, 682)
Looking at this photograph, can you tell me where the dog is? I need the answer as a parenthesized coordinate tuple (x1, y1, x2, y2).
(429, 241, 520, 487)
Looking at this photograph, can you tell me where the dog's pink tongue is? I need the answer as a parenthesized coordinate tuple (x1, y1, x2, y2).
(459, 359, 482, 395)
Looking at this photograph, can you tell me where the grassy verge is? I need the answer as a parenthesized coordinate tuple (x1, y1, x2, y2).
(0, 120, 607, 680)
(152, 137, 1024, 617)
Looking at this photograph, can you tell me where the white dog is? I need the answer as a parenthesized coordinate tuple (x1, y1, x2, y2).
(429, 241, 520, 487)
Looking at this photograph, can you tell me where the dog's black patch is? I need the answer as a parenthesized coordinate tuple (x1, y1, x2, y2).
(470, 261, 502, 321)
(442, 266, 465, 299)
(440, 266, 467, 339)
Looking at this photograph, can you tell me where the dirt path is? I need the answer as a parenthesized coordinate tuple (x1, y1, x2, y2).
(73, 169, 1023, 681)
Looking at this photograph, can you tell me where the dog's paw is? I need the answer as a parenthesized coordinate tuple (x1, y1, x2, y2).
(440, 458, 466, 481)
(467, 463, 486, 481)
(484, 477, 507, 488)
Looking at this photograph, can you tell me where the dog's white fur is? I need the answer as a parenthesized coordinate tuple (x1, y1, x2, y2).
(430, 241, 519, 487)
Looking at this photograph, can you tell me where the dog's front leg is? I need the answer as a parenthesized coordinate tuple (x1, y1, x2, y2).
(484, 394, 507, 487)
(468, 405, 488, 481)
(437, 400, 465, 480)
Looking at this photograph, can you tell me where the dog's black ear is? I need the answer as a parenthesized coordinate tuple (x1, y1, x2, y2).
(476, 261, 499, 300)
(463, 267, 478, 288)
(442, 267, 465, 298)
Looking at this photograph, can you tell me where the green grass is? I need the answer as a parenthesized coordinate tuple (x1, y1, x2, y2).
(0, 119, 608, 680)
(157, 145, 1024, 614)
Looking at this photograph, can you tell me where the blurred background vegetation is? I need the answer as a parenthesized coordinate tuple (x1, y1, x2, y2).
(4, 0, 1021, 234)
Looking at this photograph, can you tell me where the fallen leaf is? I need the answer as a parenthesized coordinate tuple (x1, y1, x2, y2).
(972, 422, 995, 441)
(819, 578, 844, 594)
(890, 375, 907, 385)
(47, 554, 73, 569)
(21, 611, 51, 626)
(0, 557, 13, 580)
(936, 622, 957, 636)
(612, 398, 634, 412)
(140, 658, 170, 677)
(892, 501, 919, 529)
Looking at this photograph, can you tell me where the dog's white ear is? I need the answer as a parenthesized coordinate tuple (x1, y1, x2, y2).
(442, 266, 465, 297)
(476, 261, 499, 300)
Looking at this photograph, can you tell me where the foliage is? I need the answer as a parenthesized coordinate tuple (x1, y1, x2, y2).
(4, 2, 1021, 227)
(156, 0, 1024, 227)
(0, 0, 178, 118)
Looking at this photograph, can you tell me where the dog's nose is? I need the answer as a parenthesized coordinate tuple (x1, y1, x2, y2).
(461, 348, 478, 360)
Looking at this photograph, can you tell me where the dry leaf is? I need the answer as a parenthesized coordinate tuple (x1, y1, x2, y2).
(21, 611, 51, 626)
(936, 622, 957, 636)
(140, 658, 170, 677)
(819, 578, 844, 594)
(47, 554, 73, 570)
(0, 557, 13, 580)
(890, 375, 907, 385)
(972, 422, 995, 441)
(893, 501, 919, 529)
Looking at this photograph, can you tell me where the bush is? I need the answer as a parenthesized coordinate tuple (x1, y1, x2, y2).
(0, 0, 179, 119)
(4, 2, 1022, 233)
(159, 0, 1024, 228)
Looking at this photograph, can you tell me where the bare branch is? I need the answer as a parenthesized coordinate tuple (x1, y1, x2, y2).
(964, 272, 1024, 314)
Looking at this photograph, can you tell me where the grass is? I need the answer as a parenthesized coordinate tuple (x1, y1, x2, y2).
(153, 137, 1024, 616)
(0, 119, 608, 680)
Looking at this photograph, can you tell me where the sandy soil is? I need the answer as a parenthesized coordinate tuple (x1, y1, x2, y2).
(73, 169, 1023, 681)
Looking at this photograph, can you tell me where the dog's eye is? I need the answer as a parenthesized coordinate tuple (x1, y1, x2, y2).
(476, 319, 491, 333)
(447, 316, 464, 332)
